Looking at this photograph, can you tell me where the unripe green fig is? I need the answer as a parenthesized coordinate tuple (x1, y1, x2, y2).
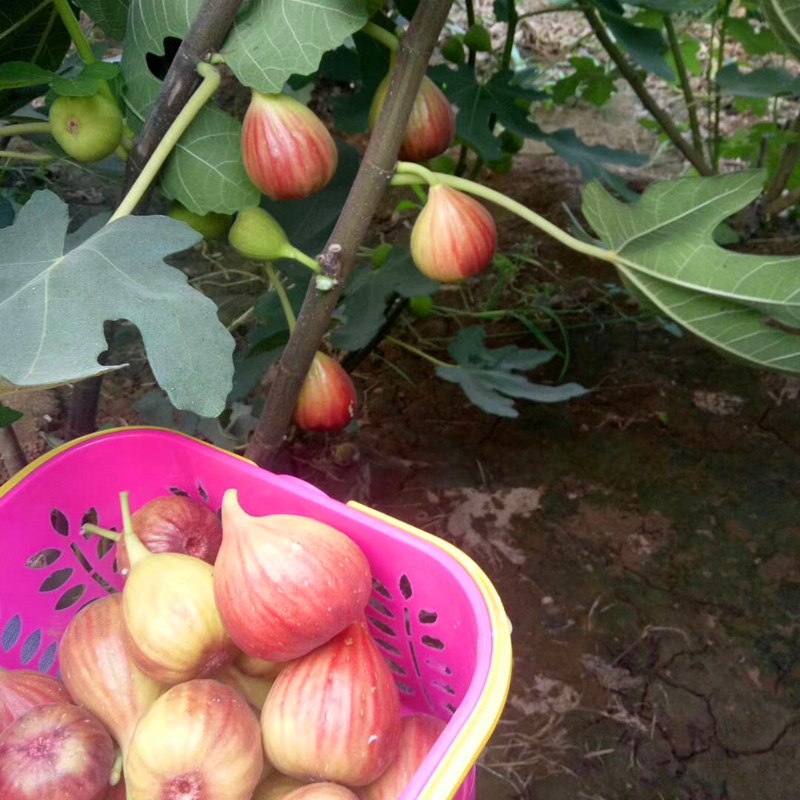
(499, 129, 525, 154)
(49, 93, 123, 162)
(168, 202, 233, 239)
(487, 152, 513, 174)
(228, 207, 291, 261)
(408, 295, 433, 318)
(441, 35, 465, 64)
(464, 24, 492, 53)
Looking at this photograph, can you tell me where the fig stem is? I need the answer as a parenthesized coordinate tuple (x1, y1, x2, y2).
(0, 150, 54, 162)
(51, 0, 116, 104)
(0, 122, 51, 137)
(392, 161, 618, 265)
(109, 749, 123, 786)
(119, 491, 150, 569)
(384, 335, 450, 367)
(81, 523, 121, 542)
(361, 21, 400, 52)
(283, 246, 322, 273)
(266, 263, 296, 333)
(110, 62, 221, 222)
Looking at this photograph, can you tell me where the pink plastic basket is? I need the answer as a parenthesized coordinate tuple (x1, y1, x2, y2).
(0, 428, 512, 800)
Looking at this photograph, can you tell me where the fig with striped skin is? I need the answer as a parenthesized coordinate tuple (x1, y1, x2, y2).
(125, 679, 264, 800)
(0, 669, 71, 734)
(242, 92, 338, 200)
(410, 184, 497, 282)
(115, 493, 223, 576)
(59, 593, 164, 754)
(261, 618, 402, 786)
(293, 352, 357, 433)
(213, 490, 372, 661)
(358, 713, 448, 800)
(0, 702, 115, 800)
(369, 76, 455, 163)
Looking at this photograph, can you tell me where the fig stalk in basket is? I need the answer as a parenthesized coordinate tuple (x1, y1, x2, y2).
(125, 679, 264, 800)
(261, 617, 402, 786)
(357, 713, 448, 800)
(118, 492, 236, 684)
(59, 592, 164, 754)
(213, 490, 372, 661)
(0, 702, 115, 800)
(115, 494, 223, 575)
(0, 668, 71, 734)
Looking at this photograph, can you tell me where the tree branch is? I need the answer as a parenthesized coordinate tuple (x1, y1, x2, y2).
(764, 113, 800, 209)
(120, 0, 244, 206)
(579, 1, 714, 176)
(244, 0, 454, 468)
(664, 14, 703, 157)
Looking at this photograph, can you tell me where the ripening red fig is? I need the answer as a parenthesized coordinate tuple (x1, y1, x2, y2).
(369, 75, 455, 163)
(125, 679, 263, 800)
(293, 351, 357, 432)
(213, 490, 372, 662)
(357, 713, 448, 800)
(115, 494, 223, 576)
(284, 785, 359, 800)
(0, 702, 115, 800)
(59, 593, 164, 754)
(0, 669, 71, 734)
(252, 772, 307, 800)
(261, 618, 402, 786)
(242, 91, 338, 200)
(410, 184, 497, 282)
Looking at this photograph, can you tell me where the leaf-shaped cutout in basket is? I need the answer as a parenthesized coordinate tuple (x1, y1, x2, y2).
(25, 548, 62, 569)
(39, 567, 73, 592)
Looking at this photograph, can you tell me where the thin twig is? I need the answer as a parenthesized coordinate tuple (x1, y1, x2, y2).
(664, 14, 703, 156)
(578, 0, 713, 176)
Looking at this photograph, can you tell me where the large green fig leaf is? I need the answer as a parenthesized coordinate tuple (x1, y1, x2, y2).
(0, 191, 235, 415)
(582, 170, 800, 373)
(220, 0, 367, 94)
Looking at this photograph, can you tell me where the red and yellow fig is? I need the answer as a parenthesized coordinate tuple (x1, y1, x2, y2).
(410, 184, 497, 282)
(121, 511, 236, 684)
(0, 669, 71, 734)
(58, 593, 164, 754)
(358, 713, 448, 800)
(252, 772, 308, 800)
(213, 490, 372, 661)
(242, 91, 338, 200)
(115, 494, 222, 576)
(369, 75, 455, 163)
(125, 679, 264, 800)
(285, 785, 360, 800)
(293, 352, 357, 432)
(261, 618, 402, 786)
(0, 702, 115, 800)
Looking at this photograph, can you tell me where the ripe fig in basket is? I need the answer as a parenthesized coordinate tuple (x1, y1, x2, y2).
(0, 702, 115, 800)
(119, 494, 236, 684)
(212, 661, 274, 711)
(125, 679, 264, 800)
(410, 184, 497, 283)
(252, 772, 308, 800)
(235, 650, 285, 680)
(357, 713, 448, 800)
(293, 351, 357, 432)
(284, 784, 360, 799)
(59, 593, 164, 754)
(261, 617, 402, 786)
(369, 75, 455, 163)
(214, 490, 372, 661)
(242, 91, 338, 200)
(115, 493, 223, 576)
(0, 668, 71, 734)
